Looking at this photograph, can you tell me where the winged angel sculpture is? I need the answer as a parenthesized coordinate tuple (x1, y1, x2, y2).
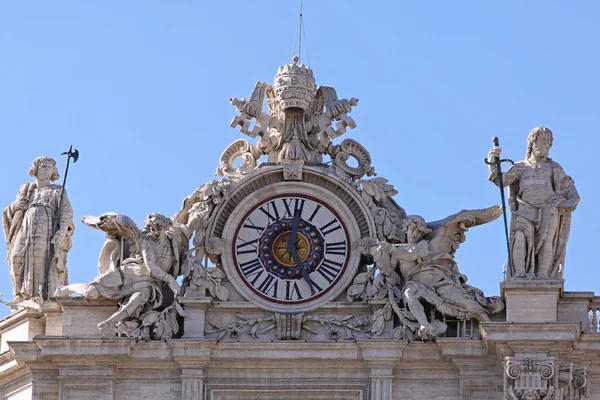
(54, 180, 231, 340)
(347, 179, 504, 340)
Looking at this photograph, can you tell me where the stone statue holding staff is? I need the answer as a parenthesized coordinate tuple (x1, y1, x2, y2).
(487, 126, 579, 280)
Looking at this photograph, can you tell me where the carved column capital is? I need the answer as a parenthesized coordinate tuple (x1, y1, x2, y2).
(181, 368, 205, 400)
(560, 364, 589, 400)
(504, 356, 557, 400)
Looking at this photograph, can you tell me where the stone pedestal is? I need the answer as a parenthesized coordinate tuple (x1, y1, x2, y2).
(558, 291, 594, 331)
(41, 302, 63, 336)
(180, 297, 212, 339)
(56, 297, 119, 337)
(501, 280, 563, 323)
(0, 310, 44, 353)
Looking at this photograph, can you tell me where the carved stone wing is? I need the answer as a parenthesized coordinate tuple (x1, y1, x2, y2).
(309, 86, 328, 116)
(320, 86, 341, 117)
(81, 212, 141, 274)
(265, 84, 279, 117)
(242, 81, 270, 118)
(425, 206, 502, 256)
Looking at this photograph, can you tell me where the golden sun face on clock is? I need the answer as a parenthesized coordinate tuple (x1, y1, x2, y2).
(232, 194, 350, 306)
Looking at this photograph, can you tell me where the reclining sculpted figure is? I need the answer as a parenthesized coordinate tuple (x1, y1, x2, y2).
(380, 207, 504, 338)
(56, 209, 201, 332)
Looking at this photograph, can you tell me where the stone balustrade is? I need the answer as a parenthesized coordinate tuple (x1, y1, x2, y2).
(587, 298, 600, 332)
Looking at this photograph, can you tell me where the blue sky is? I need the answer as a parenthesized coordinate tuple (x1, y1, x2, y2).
(1, 1, 599, 317)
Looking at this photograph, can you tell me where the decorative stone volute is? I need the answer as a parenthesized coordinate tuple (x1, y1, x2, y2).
(504, 357, 556, 400)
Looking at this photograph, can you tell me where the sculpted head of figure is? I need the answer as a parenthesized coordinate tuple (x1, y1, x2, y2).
(526, 126, 553, 161)
(402, 215, 431, 243)
(143, 213, 172, 239)
(29, 156, 60, 183)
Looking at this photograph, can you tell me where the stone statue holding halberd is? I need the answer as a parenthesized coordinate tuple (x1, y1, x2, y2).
(3, 156, 74, 303)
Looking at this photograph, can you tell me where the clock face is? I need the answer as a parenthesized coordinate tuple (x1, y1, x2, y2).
(232, 194, 350, 307)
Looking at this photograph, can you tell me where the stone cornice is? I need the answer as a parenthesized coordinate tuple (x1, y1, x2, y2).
(479, 322, 581, 358)
(0, 350, 20, 380)
(7, 342, 42, 362)
(356, 340, 407, 363)
(169, 340, 216, 366)
(0, 309, 43, 332)
(480, 322, 580, 342)
(500, 279, 564, 298)
(33, 337, 135, 358)
(435, 337, 488, 358)
(209, 340, 364, 361)
(54, 296, 120, 309)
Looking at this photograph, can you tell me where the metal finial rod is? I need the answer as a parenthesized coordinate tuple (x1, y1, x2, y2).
(298, 3, 303, 63)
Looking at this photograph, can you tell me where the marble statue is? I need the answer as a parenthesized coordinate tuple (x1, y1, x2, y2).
(3, 156, 74, 303)
(56, 212, 198, 335)
(488, 126, 579, 280)
(379, 209, 504, 338)
(173, 180, 231, 300)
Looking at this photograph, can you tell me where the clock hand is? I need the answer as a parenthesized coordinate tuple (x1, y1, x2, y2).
(291, 250, 315, 295)
(287, 210, 316, 295)
(287, 209, 300, 254)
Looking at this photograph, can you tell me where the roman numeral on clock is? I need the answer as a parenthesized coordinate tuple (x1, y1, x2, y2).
(236, 238, 258, 255)
(240, 259, 263, 284)
(285, 281, 303, 300)
(258, 201, 280, 223)
(317, 258, 343, 284)
(320, 219, 342, 236)
(243, 218, 265, 233)
(282, 198, 306, 218)
(307, 205, 321, 222)
(256, 274, 278, 298)
(325, 241, 346, 256)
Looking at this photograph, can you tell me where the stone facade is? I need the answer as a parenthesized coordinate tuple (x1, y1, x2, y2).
(1, 288, 599, 399)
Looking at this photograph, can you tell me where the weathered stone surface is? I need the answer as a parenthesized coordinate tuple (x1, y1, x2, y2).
(3, 156, 74, 304)
(501, 279, 563, 322)
(488, 127, 579, 281)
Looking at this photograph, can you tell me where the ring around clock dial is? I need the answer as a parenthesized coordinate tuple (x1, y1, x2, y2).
(221, 183, 362, 312)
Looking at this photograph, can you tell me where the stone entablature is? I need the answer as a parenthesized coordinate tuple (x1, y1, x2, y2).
(1, 285, 600, 399)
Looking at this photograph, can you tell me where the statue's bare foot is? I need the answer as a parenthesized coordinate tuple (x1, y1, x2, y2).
(417, 323, 432, 338)
(514, 271, 526, 278)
